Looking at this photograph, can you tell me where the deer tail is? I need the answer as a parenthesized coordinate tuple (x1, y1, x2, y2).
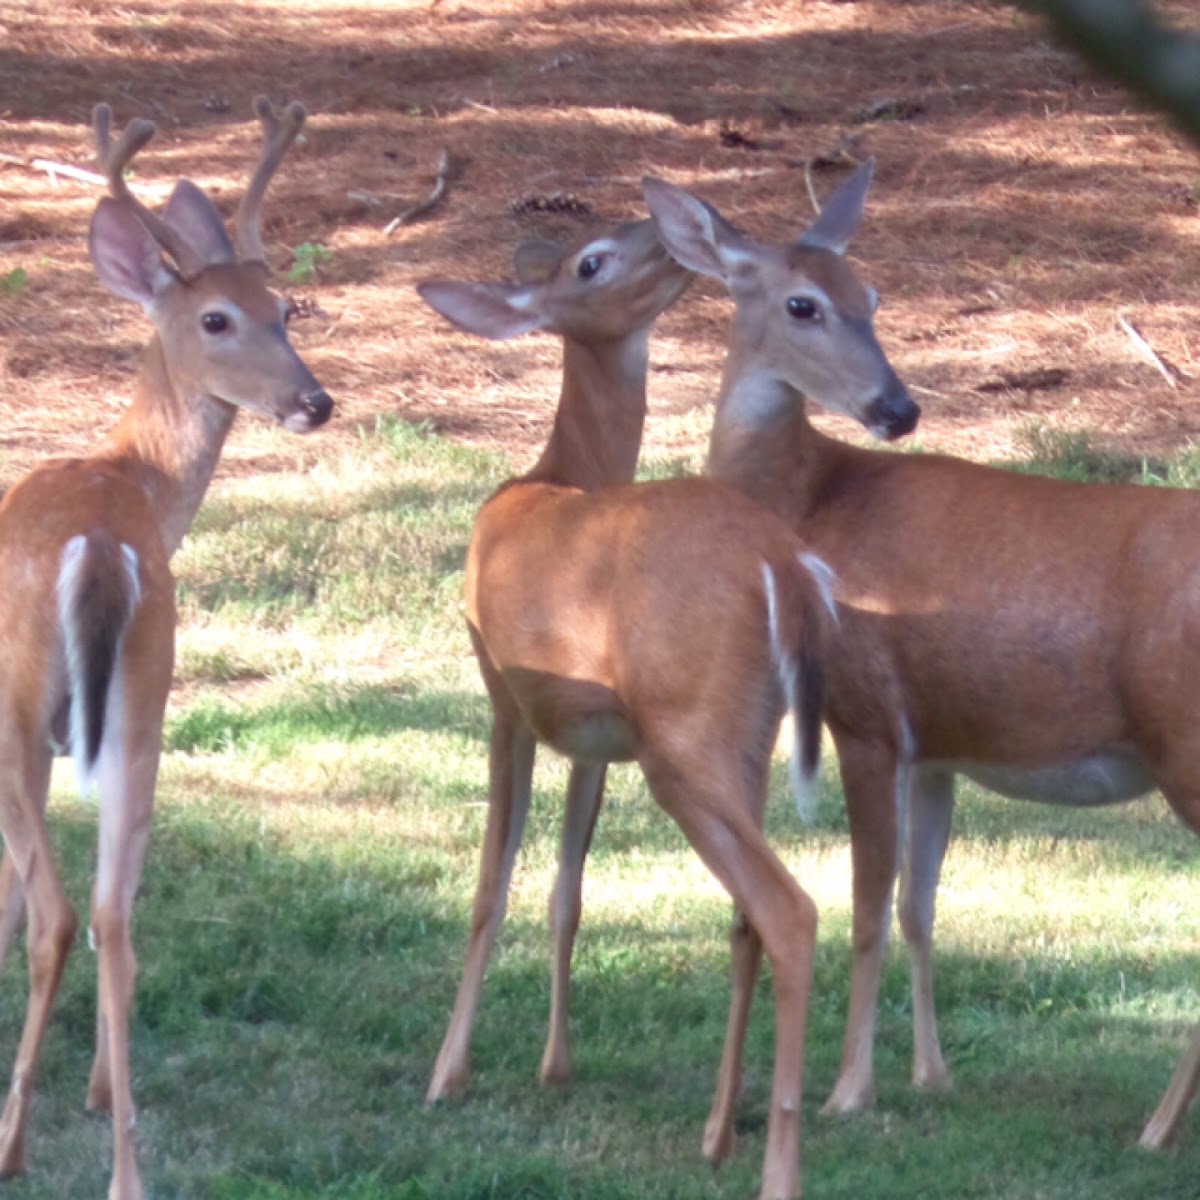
(56, 531, 141, 796)
(762, 551, 835, 823)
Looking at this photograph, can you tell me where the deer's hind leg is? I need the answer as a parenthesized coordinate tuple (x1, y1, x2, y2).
(640, 747, 816, 1200)
(703, 750, 773, 1166)
(0, 732, 76, 1180)
(823, 736, 904, 1115)
(1134, 753, 1200, 1149)
(83, 603, 171, 1200)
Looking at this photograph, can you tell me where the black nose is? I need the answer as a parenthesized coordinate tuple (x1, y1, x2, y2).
(292, 388, 340, 432)
(306, 389, 334, 425)
(867, 387, 919, 442)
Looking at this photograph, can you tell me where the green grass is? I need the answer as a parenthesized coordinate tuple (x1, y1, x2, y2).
(3, 417, 1199, 1198)
(1010, 421, 1200, 486)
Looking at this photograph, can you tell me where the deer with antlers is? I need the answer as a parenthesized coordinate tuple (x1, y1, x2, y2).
(641, 163, 1200, 1152)
(0, 99, 331, 1199)
(417, 216, 889, 1198)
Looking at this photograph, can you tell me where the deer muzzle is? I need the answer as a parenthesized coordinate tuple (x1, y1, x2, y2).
(281, 388, 334, 432)
(866, 382, 920, 442)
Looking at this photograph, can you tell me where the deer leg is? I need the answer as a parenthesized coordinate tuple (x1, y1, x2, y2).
(1137, 767, 1200, 1148)
(896, 765, 954, 1092)
(703, 907, 763, 1165)
(1139, 1023, 1200, 1149)
(642, 751, 815, 1200)
(540, 761, 606, 1087)
(428, 700, 536, 1102)
(0, 745, 54, 981)
(86, 693, 161, 1200)
(704, 752, 771, 1164)
(0, 854, 27, 976)
(0, 742, 77, 1180)
(823, 739, 903, 1115)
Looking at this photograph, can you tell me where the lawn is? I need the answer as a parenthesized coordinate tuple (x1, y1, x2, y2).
(4, 2, 1200, 1194)
(0, 419, 1194, 1199)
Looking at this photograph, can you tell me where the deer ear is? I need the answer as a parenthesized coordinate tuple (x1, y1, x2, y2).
(89, 197, 176, 309)
(798, 160, 875, 254)
(513, 238, 564, 284)
(163, 179, 235, 267)
(642, 177, 755, 282)
(417, 280, 547, 340)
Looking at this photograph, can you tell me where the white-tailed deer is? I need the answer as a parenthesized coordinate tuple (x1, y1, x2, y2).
(0, 99, 330, 1199)
(645, 164, 1200, 1151)
(419, 221, 841, 1199)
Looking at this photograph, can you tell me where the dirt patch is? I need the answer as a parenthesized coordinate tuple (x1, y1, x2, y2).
(3, 0, 1200, 486)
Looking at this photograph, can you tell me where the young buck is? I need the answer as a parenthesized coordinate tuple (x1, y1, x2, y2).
(645, 164, 1200, 1151)
(0, 100, 331, 1199)
(420, 222, 841, 1199)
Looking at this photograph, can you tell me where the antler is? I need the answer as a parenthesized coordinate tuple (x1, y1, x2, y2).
(236, 96, 306, 264)
(92, 103, 207, 278)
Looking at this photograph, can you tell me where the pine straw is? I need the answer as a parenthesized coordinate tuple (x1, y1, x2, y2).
(2, 0, 1200, 486)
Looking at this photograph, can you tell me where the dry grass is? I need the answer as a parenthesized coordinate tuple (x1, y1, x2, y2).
(3, 0, 1200, 487)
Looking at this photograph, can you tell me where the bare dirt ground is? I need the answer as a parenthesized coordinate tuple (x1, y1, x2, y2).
(2, 0, 1199, 488)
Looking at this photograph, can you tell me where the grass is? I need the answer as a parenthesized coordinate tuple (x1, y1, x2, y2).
(1010, 421, 1200, 486)
(1, 417, 1198, 1198)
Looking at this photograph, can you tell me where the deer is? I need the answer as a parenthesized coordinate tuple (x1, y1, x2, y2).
(0, 99, 331, 1200)
(418, 217, 865, 1199)
(477, 167, 919, 1168)
(642, 162, 1200, 1154)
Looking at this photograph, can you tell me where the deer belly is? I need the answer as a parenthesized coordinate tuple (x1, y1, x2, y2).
(958, 752, 1154, 807)
(547, 712, 637, 763)
(504, 668, 637, 763)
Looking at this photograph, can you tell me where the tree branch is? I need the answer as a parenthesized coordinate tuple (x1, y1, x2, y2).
(1025, 0, 1200, 141)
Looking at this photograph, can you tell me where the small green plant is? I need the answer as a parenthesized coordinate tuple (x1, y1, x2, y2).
(1011, 422, 1148, 484)
(288, 242, 331, 284)
(0, 267, 27, 296)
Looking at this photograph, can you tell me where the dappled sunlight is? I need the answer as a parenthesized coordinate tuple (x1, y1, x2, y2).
(6, 1, 1200, 1195)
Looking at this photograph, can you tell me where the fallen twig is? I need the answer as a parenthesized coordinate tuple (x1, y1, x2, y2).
(0, 153, 105, 187)
(385, 148, 454, 234)
(802, 160, 820, 215)
(1117, 312, 1180, 388)
(31, 158, 107, 187)
(0, 151, 156, 193)
(800, 132, 865, 214)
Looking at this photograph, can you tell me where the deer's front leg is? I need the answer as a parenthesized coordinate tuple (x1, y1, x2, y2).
(897, 765, 955, 1093)
(540, 761, 606, 1087)
(428, 699, 536, 1102)
(823, 738, 903, 1115)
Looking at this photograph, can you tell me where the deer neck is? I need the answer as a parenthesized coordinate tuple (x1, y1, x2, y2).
(99, 337, 238, 557)
(705, 354, 838, 525)
(524, 330, 650, 492)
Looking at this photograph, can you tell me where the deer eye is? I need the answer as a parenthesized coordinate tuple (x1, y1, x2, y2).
(577, 254, 604, 279)
(201, 311, 230, 334)
(786, 296, 819, 322)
